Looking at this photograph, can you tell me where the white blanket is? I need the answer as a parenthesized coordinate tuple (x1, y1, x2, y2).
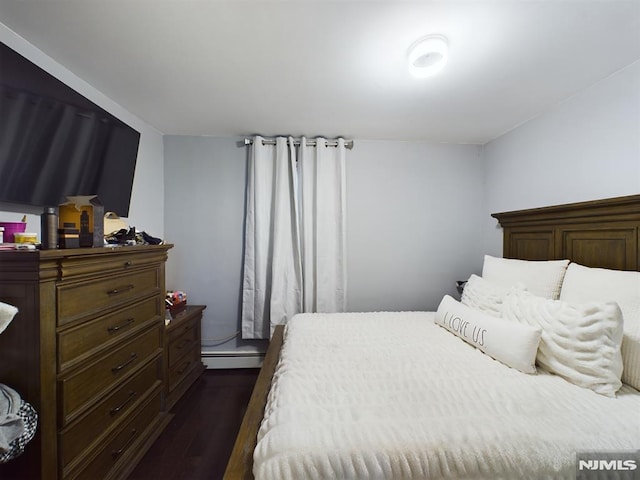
(254, 312, 640, 480)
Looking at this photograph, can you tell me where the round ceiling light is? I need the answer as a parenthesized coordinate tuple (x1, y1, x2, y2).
(408, 35, 448, 79)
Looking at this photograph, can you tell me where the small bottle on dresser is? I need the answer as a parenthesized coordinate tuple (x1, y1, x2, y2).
(41, 207, 58, 249)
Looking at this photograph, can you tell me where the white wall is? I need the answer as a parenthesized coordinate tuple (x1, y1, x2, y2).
(163, 136, 484, 353)
(482, 60, 640, 256)
(0, 23, 165, 238)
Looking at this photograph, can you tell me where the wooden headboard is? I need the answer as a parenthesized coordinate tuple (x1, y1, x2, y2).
(492, 194, 640, 272)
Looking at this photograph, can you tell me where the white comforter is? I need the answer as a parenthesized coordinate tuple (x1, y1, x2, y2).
(254, 312, 640, 480)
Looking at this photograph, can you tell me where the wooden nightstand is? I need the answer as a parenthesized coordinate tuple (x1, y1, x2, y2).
(164, 305, 206, 410)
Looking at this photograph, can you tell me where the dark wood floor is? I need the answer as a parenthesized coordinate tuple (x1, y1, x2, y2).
(128, 368, 259, 480)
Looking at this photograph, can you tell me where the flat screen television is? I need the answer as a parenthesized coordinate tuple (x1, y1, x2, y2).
(0, 41, 140, 216)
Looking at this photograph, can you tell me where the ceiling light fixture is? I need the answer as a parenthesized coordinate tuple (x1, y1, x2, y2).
(408, 34, 449, 79)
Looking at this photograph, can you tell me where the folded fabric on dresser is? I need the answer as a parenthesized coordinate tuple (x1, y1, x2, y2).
(253, 312, 640, 480)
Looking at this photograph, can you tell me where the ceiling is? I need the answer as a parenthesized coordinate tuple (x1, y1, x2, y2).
(1, 1, 639, 144)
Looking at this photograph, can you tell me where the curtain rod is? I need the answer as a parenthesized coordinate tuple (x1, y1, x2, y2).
(243, 137, 354, 150)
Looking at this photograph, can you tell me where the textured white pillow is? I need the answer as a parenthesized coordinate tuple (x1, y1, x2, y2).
(461, 274, 517, 317)
(502, 288, 624, 396)
(435, 295, 541, 374)
(560, 263, 640, 391)
(482, 255, 569, 299)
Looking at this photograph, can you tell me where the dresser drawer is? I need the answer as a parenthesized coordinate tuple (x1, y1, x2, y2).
(65, 389, 163, 480)
(168, 320, 198, 368)
(59, 359, 161, 469)
(59, 325, 162, 425)
(168, 348, 200, 392)
(58, 296, 161, 372)
(57, 267, 161, 326)
(58, 248, 169, 280)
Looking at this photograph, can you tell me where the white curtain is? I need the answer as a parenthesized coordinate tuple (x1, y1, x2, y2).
(299, 137, 347, 313)
(241, 136, 347, 339)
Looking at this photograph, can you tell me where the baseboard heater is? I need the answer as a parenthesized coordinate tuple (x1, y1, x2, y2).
(201, 350, 265, 369)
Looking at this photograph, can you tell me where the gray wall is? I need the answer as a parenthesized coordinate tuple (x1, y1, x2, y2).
(347, 140, 484, 312)
(163, 136, 255, 352)
(482, 60, 640, 256)
(163, 137, 484, 352)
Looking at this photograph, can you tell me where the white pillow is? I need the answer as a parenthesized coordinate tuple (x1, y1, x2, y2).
(435, 295, 541, 374)
(560, 263, 640, 390)
(482, 255, 569, 299)
(461, 274, 516, 317)
(0, 301, 18, 334)
(502, 288, 624, 396)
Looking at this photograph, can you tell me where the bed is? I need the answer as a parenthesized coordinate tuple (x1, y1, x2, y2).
(225, 194, 640, 480)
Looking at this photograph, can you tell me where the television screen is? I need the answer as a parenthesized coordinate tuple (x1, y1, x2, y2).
(0, 42, 140, 216)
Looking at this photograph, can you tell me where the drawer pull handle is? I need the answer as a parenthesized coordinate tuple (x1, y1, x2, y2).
(124, 260, 133, 267)
(112, 353, 138, 373)
(177, 339, 190, 349)
(107, 284, 135, 296)
(107, 318, 135, 333)
(111, 428, 138, 460)
(110, 390, 137, 416)
(177, 361, 191, 375)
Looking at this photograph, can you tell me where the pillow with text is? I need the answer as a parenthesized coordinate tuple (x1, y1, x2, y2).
(435, 295, 541, 374)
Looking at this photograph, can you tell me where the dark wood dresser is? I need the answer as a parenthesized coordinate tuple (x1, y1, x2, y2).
(165, 305, 206, 410)
(0, 244, 173, 480)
